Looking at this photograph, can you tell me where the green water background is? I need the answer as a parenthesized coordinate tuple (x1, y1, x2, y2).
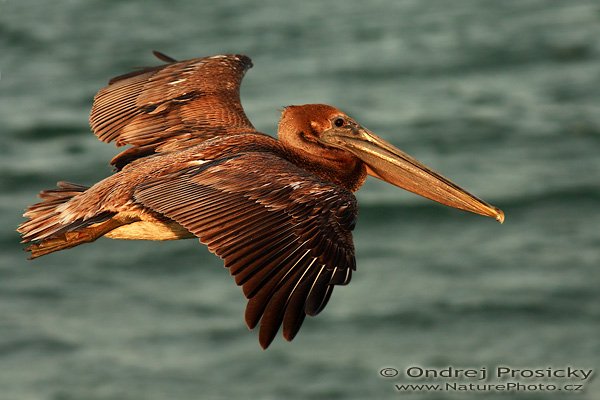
(1, 1, 599, 399)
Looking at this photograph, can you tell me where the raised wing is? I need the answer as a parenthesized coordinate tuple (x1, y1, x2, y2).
(134, 152, 357, 348)
(90, 52, 256, 170)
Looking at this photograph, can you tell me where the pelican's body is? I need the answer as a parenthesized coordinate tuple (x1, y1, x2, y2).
(19, 52, 503, 348)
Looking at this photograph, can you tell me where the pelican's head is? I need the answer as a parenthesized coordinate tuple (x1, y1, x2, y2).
(278, 104, 503, 222)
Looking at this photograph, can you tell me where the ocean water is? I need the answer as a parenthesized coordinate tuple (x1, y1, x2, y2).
(1, 0, 599, 399)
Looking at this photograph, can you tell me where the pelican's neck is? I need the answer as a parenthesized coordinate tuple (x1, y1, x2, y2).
(279, 142, 367, 192)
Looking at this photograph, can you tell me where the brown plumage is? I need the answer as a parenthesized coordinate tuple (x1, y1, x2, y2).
(18, 52, 504, 349)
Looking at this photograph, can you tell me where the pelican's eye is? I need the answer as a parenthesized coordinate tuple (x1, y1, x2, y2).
(333, 117, 345, 127)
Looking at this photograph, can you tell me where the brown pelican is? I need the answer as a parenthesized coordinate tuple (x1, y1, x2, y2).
(18, 52, 504, 348)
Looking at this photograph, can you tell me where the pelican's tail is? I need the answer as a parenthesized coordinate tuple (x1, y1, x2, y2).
(18, 182, 116, 259)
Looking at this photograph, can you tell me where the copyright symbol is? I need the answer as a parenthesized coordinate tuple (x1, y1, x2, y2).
(380, 367, 399, 378)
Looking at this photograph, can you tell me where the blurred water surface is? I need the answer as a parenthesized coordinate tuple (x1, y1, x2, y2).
(1, 1, 599, 399)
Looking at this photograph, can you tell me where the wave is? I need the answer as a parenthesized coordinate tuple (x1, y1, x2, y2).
(0, 335, 78, 356)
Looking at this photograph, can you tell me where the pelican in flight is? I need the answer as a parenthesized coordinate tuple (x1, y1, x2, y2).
(19, 52, 503, 348)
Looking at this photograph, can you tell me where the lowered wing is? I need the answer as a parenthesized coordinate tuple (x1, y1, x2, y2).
(134, 151, 357, 348)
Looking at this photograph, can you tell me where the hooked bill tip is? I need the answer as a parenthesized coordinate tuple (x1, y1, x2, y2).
(494, 208, 505, 224)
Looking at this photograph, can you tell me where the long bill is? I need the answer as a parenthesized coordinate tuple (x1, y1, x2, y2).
(321, 128, 504, 223)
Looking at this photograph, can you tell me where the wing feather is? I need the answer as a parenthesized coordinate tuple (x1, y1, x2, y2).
(259, 257, 317, 348)
(90, 52, 256, 169)
(134, 152, 357, 348)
